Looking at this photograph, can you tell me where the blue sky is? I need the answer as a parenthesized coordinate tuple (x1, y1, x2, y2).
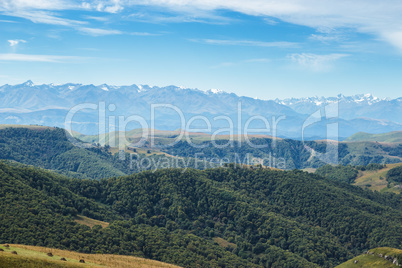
(1, 0, 402, 99)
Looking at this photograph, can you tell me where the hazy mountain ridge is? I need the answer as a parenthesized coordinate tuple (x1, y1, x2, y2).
(0, 81, 401, 138)
(276, 93, 386, 106)
(275, 93, 402, 123)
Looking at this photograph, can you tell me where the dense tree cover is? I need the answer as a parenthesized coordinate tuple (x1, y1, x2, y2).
(1, 161, 401, 267)
(387, 166, 402, 184)
(0, 127, 125, 179)
(382, 144, 402, 157)
(0, 127, 207, 179)
(163, 139, 400, 170)
(0, 128, 400, 180)
(0, 162, 260, 267)
(315, 165, 359, 184)
(355, 163, 386, 171)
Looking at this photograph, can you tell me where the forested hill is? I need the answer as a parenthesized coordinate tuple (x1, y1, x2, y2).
(0, 127, 128, 179)
(163, 138, 402, 169)
(0, 127, 197, 179)
(1, 161, 401, 267)
(1, 127, 401, 178)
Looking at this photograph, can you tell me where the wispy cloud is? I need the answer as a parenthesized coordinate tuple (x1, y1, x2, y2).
(84, 0, 402, 51)
(288, 53, 348, 72)
(8, 39, 26, 47)
(129, 32, 160, 36)
(78, 27, 122, 36)
(191, 38, 298, 48)
(382, 31, 402, 52)
(83, 15, 110, 22)
(81, 0, 123, 13)
(310, 34, 344, 43)
(0, 0, 71, 10)
(2, 0, 402, 52)
(0, 53, 87, 63)
(3, 10, 86, 26)
(0, 19, 18, 23)
(77, 27, 158, 36)
(263, 18, 279, 25)
(125, 10, 235, 25)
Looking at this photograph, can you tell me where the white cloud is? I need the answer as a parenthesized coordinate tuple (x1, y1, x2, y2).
(81, 0, 123, 13)
(83, 15, 109, 22)
(289, 53, 348, 71)
(4, 10, 86, 26)
(129, 32, 160, 36)
(191, 39, 298, 48)
(310, 34, 343, 43)
(2, 0, 402, 51)
(8, 39, 26, 47)
(263, 18, 278, 25)
(78, 27, 122, 36)
(0, 19, 17, 23)
(0, 0, 71, 10)
(0, 53, 86, 63)
(116, 0, 402, 51)
(382, 31, 402, 51)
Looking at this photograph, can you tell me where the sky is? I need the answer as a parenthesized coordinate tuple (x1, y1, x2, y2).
(0, 0, 402, 99)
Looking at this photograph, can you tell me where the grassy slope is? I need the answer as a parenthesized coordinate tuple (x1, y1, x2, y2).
(353, 163, 402, 193)
(2, 124, 401, 169)
(0, 244, 180, 268)
(78, 128, 279, 148)
(74, 215, 109, 229)
(345, 131, 402, 143)
(336, 247, 402, 268)
(342, 141, 402, 166)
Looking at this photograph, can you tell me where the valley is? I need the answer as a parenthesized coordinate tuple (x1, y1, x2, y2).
(2, 1, 402, 266)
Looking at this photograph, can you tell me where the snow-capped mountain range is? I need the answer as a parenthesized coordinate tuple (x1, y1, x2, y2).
(276, 93, 384, 106)
(0, 81, 401, 139)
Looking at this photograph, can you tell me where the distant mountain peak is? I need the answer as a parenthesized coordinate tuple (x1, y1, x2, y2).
(22, 80, 35, 87)
(205, 88, 227, 95)
(276, 93, 384, 106)
(0, 81, 400, 136)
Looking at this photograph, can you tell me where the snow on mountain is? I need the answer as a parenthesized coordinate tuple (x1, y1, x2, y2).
(275, 93, 384, 106)
(0, 81, 400, 137)
(22, 80, 35, 87)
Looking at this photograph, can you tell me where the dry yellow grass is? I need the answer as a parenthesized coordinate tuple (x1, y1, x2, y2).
(1, 244, 181, 268)
(336, 247, 402, 268)
(353, 163, 402, 193)
(74, 215, 109, 228)
(302, 168, 317, 173)
(213, 237, 237, 249)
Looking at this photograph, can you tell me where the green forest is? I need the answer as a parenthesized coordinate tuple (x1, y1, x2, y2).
(0, 128, 400, 179)
(1, 160, 401, 267)
(163, 139, 401, 169)
(0, 127, 401, 267)
(0, 127, 207, 179)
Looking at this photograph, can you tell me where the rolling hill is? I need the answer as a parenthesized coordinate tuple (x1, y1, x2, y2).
(0, 244, 180, 268)
(0, 126, 204, 179)
(1, 160, 402, 267)
(345, 131, 402, 143)
(353, 163, 402, 193)
(1, 125, 401, 177)
(335, 247, 402, 267)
